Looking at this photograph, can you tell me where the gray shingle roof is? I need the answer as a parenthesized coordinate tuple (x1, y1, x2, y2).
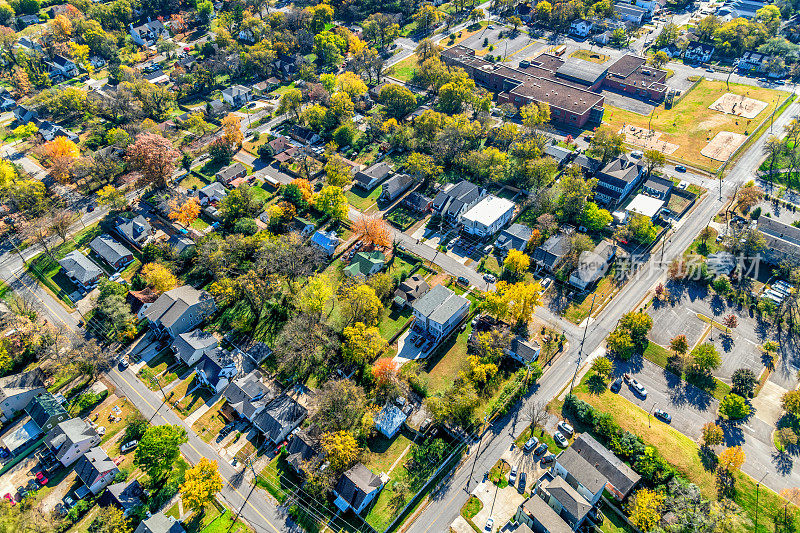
(522, 495, 573, 533)
(89, 234, 132, 267)
(556, 447, 608, 494)
(58, 251, 103, 285)
(334, 463, 382, 511)
(412, 284, 470, 326)
(571, 433, 641, 497)
(252, 394, 306, 441)
(144, 286, 215, 331)
(543, 475, 592, 522)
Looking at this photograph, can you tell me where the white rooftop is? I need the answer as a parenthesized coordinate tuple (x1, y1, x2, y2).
(625, 194, 664, 219)
(460, 195, 515, 225)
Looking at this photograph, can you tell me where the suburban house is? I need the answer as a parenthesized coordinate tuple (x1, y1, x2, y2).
(101, 479, 144, 516)
(129, 19, 166, 46)
(252, 394, 307, 444)
(195, 349, 238, 393)
(74, 447, 119, 494)
(16, 15, 40, 28)
(13, 105, 38, 124)
(223, 371, 281, 422)
(374, 404, 407, 438)
(684, 42, 715, 63)
(544, 145, 576, 167)
(216, 162, 247, 185)
(570, 433, 641, 500)
(738, 51, 773, 74)
(570, 19, 592, 37)
(286, 427, 320, 474)
(134, 512, 186, 533)
(127, 288, 160, 319)
(0, 368, 46, 422)
(569, 242, 616, 290)
(59, 251, 103, 292)
(505, 336, 541, 365)
(402, 192, 433, 213)
(614, 2, 647, 24)
(380, 173, 415, 203)
(115, 215, 155, 248)
(515, 491, 575, 533)
(199, 182, 228, 205)
(333, 463, 384, 514)
(172, 329, 218, 366)
(2, 418, 42, 456)
(222, 84, 252, 107)
(26, 392, 70, 432)
(167, 235, 196, 256)
(533, 229, 574, 272)
(89, 234, 134, 271)
(44, 418, 101, 466)
(289, 124, 321, 145)
(393, 274, 430, 308)
(311, 230, 340, 256)
(553, 447, 608, 507)
(757, 215, 800, 264)
(353, 162, 393, 191)
(144, 286, 217, 340)
(38, 121, 79, 142)
(494, 223, 533, 257)
(432, 180, 486, 222)
(594, 155, 644, 208)
(623, 194, 664, 221)
(536, 473, 593, 530)
(411, 285, 471, 341)
(344, 251, 385, 278)
(459, 195, 515, 237)
(47, 54, 78, 79)
(642, 175, 674, 201)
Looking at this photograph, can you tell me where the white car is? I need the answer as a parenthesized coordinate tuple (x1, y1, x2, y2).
(120, 441, 138, 453)
(509, 466, 517, 484)
(485, 517, 494, 531)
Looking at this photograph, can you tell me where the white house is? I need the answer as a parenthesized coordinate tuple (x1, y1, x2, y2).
(45, 418, 101, 467)
(172, 329, 218, 367)
(74, 447, 119, 494)
(130, 19, 166, 47)
(684, 42, 715, 63)
(221, 84, 252, 107)
(459, 195, 515, 237)
(333, 463, 384, 514)
(623, 194, 664, 221)
(411, 285, 471, 341)
(570, 19, 592, 38)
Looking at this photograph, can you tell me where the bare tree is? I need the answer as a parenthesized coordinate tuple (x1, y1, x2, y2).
(523, 401, 548, 435)
(49, 209, 76, 244)
(71, 338, 114, 382)
(19, 216, 54, 259)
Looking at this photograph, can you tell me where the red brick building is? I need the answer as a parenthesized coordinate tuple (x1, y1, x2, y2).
(601, 54, 668, 101)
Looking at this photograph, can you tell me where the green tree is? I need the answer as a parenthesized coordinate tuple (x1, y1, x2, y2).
(607, 328, 634, 360)
(134, 425, 188, 481)
(731, 368, 757, 397)
(313, 31, 347, 66)
(277, 88, 302, 121)
(220, 183, 260, 224)
(701, 422, 725, 447)
(642, 149, 665, 177)
(379, 83, 417, 119)
(627, 213, 658, 244)
(342, 322, 387, 365)
(719, 393, 751, 420)
(650, 50, 669, 69)
(580, 202, 612, 232)
(691, 343, 720, 372)
(591, 356, 614, 380)
(314, 185, 349, 221)
(782, 389, 800, 417)
(588, 127, 624, 163)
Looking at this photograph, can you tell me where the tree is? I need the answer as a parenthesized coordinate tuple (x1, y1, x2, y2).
(93, 506, 131, 533)
(669, 335, 689, 357)
(373, 357, 399, 389)
(619, 311, 653, 345)
(134, 424, 188, 481)
(353, 216, 391, 248)
(335, 72, 368, 100)
(126, 133, 180, 188)
(405, 152, 442, 184)
(470, 8, 486, 23)
(324, 155, 352, 187)
(298, 273, 336, 317)
(312, 379, 367, 432)
(49, 209, 75, 243)
(220, 184, 259, 224)
(342, 322, 387, 365)
(591, 356, 614, 380)
(520, 102, 550, 133)
(413, 5, 441, 32)
(379, 83, 417, 119)
(722, 314, 738, 330)
(736, 183, 763, 212)
(719, 393, 751, 420)
(339, 283, 383, 327)
(168, 198, 200, 227)
(415, 38, 441, 63)
(580, 202, 612, 232)
(628, 488, 665, 532)
(221, 114, 243, 148)
(503, 249, 530, 277)
(763, 135, 784, 178)
(41, 137, 80, 182)
(483, 280, 542, 324)
(691, 343, 720, 372)
(278, 88, 302, 121)
(650, 50, 669, 69)
(588, 128, 624, 163)
(97, 185, 127, 211)
(180, 458, 223, 516)
(314, 185, 349, 220)
(607, 328, 634, 360)
(141, 263, 178, 293)
(782, 389, 800, 417)
(718, 445, 745, 472)
(627, 213, 658, 244)
(777, 427, 797, 451)
(701, 422, 725, 447)
(19, 216, 54, 258)
(438, 76, 475, 114)
(321, 431, 360, 473)
(642, 149, 665, 177)
(363, 13, 400, 50)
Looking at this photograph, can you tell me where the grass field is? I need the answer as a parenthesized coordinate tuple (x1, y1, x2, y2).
(256, 449, 302, 503)
(345, 186, 382, 211)
(420, 321, 472, 395)
(569, 49, 609, 63)
(603, 79, 789, 171)
(390, 55, 417, 83)
(192, 398, 227, 442)
(564, 276, 617, 324)
(643, 340, 731, 401)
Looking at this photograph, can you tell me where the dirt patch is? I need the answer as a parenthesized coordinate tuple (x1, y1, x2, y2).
(40, 471, 78, 513)
(619, 125, 679, 155)
(701, 131, 747, 161)
(708, 93, 768, 119)
(696, 113, 729, 130)
(0, 455, 39, 498)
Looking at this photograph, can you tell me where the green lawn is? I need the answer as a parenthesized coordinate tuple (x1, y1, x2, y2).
(643, 340, 732, 402)
(169, 502, 252, 533)
(191, 398, 227, 443)
(684, 227, 721, 257)
(389, 55, 417, 83)
(385, 206, 419, 231)
(377, 306, 413, 341)
(256, 449, 303, 504)
(345, 186, 382, 211)
(0, 281, 11, 303)
(564, 275, 617, 324)
(171, 374, 213, 418)
(599, 500, 636, 533)
(364, 429, 413, 474)
(179, 173, 210, 190)
(420, 322, 472, 395)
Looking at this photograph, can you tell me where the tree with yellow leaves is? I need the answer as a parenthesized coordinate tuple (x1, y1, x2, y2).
(718, 445, 745, 472)
(168, 198, 201, 227)
(482, 281, 542, 324)
(141, 263, 179, 294)
(97, 185, 127, 211)
(221, 113, 243, 149)
(298, 273, 336, 317)
(180, 458, 223, 516)
(41, 137, 80, 183)
(353, 215, 391, 248)
(50, 14, 73, 41)
(628, 488, 664, 532)
(335, 71, 368, 99)
(342, 322, 387, 365)
(321, 431, 360, 473)
(503, 249, 530, 278)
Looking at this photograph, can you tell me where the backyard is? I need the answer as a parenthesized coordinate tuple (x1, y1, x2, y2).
(345, 186, 382, 212)
(602, 79, 790, 171)
(191, 399, 227, 443)
(256, 449, 302, 504)
(169, 373, 213, 419)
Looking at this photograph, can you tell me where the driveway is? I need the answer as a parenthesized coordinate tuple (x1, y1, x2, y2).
(471, 481, 524, 532)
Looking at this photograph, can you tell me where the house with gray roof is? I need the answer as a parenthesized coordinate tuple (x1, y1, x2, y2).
(134, 512, 186, 533)
(495, 223, 533, 257)
(59, 251, 103, 292)
(516, 493, 573, 533)
(432, 180, 486, 223)
(223, 371, 281, 422)
(393, 274, 429, 308)
(215, 162, 247, 185)
(0, 368, 45, 422)
(75, 447, 119, 494)
(89, 234, 134, 271)
(333, 463, 384, 514)
(286, 427, 321, 474)
(505, 336, 541, 365)
(115, 215, 155, 248)
(222, 84, 252, 107)
(570, 433, 640, 500)
(757, 215, 800, 264)
(101, 479, 144, 516)
(374, 404, 407, 438)
(353, 162, 393, 191)
(533, 229, 574, 272)
(553, 447, 608, 506)
(380, 173, 415, 203)
(594, 155, 644, 208)
(45, 418, 101, 466)
(411, 284, 471, 341)
(195, 348, 238, 393)
(199, 182, 227, 205)
(252, 394, 307, 445)
(537, 474, 593, 530)
(172, 329, 218, 366)
(568, 241, 617, 290)
(144, 286, 217, 340)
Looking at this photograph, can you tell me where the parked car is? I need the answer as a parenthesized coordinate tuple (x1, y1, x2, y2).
(654, 409, 671, 423)
(63, 496, 75, 508)
(3, 494, 14, 506)
(485, 517, 494, 531)
(457, 276, 469, 286)
(523, 437, 539, 452)
(534, 442, 548, 456)
(518, 472, 527, 493)
(610, 377, 622, 393)
(557, 421, 574, 437)
(630, 379, 648, 398)
(26, 479, 38, 491)
(540, 454, 556, 467)
(554, 432, 569, 447)
(121, 440, 138, 453)
(16, 488, 27, 501)
(35, 472, 47, 485)
(0, 447, 9, 459)
(483, 273, 496, 283)
(118, 357, 129, 369)
(447, 238, 458, 248)
(675, 165, 687, 172)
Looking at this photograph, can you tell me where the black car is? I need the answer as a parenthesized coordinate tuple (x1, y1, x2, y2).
(517, 472, 527, 493)
(654, 409, 672, 423)
(533, 443, 548, 456)
(540, 454, 556, 467)
(610, 377, 622, 393)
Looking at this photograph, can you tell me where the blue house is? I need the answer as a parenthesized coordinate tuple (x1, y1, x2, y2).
(311, 230, 339, 256)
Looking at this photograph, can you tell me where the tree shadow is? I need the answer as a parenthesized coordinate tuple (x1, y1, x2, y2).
(772, 450, 794, 475)
(710, 294, 726, 316)
(720, 334, 734, 353)
(721, 421, 745, 446)
(699, 446, 718, 472)
(586, 375, 607, 395)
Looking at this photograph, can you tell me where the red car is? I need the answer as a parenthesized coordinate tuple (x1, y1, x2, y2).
(35, 472, 48, 485)
(3, 494, 14, 506)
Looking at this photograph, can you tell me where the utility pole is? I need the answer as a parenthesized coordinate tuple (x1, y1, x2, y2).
(148, 375, 168, 423)
(569, 293, 597, 396)
(227, 454, 259, 533)
(467, 415, 489, 489)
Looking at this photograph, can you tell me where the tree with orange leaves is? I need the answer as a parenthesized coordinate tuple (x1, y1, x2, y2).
(41, 137, 80, 182)
(353, 215, 391, 248)
(221, 114, 243, 149)
(372, 358, 398, 387)
(168, 198, 200, 227)
(125, 133, 180, 188)
(50, 14, 73, 41)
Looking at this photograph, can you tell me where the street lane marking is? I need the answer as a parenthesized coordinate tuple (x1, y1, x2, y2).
(110, 369, 281, 533)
